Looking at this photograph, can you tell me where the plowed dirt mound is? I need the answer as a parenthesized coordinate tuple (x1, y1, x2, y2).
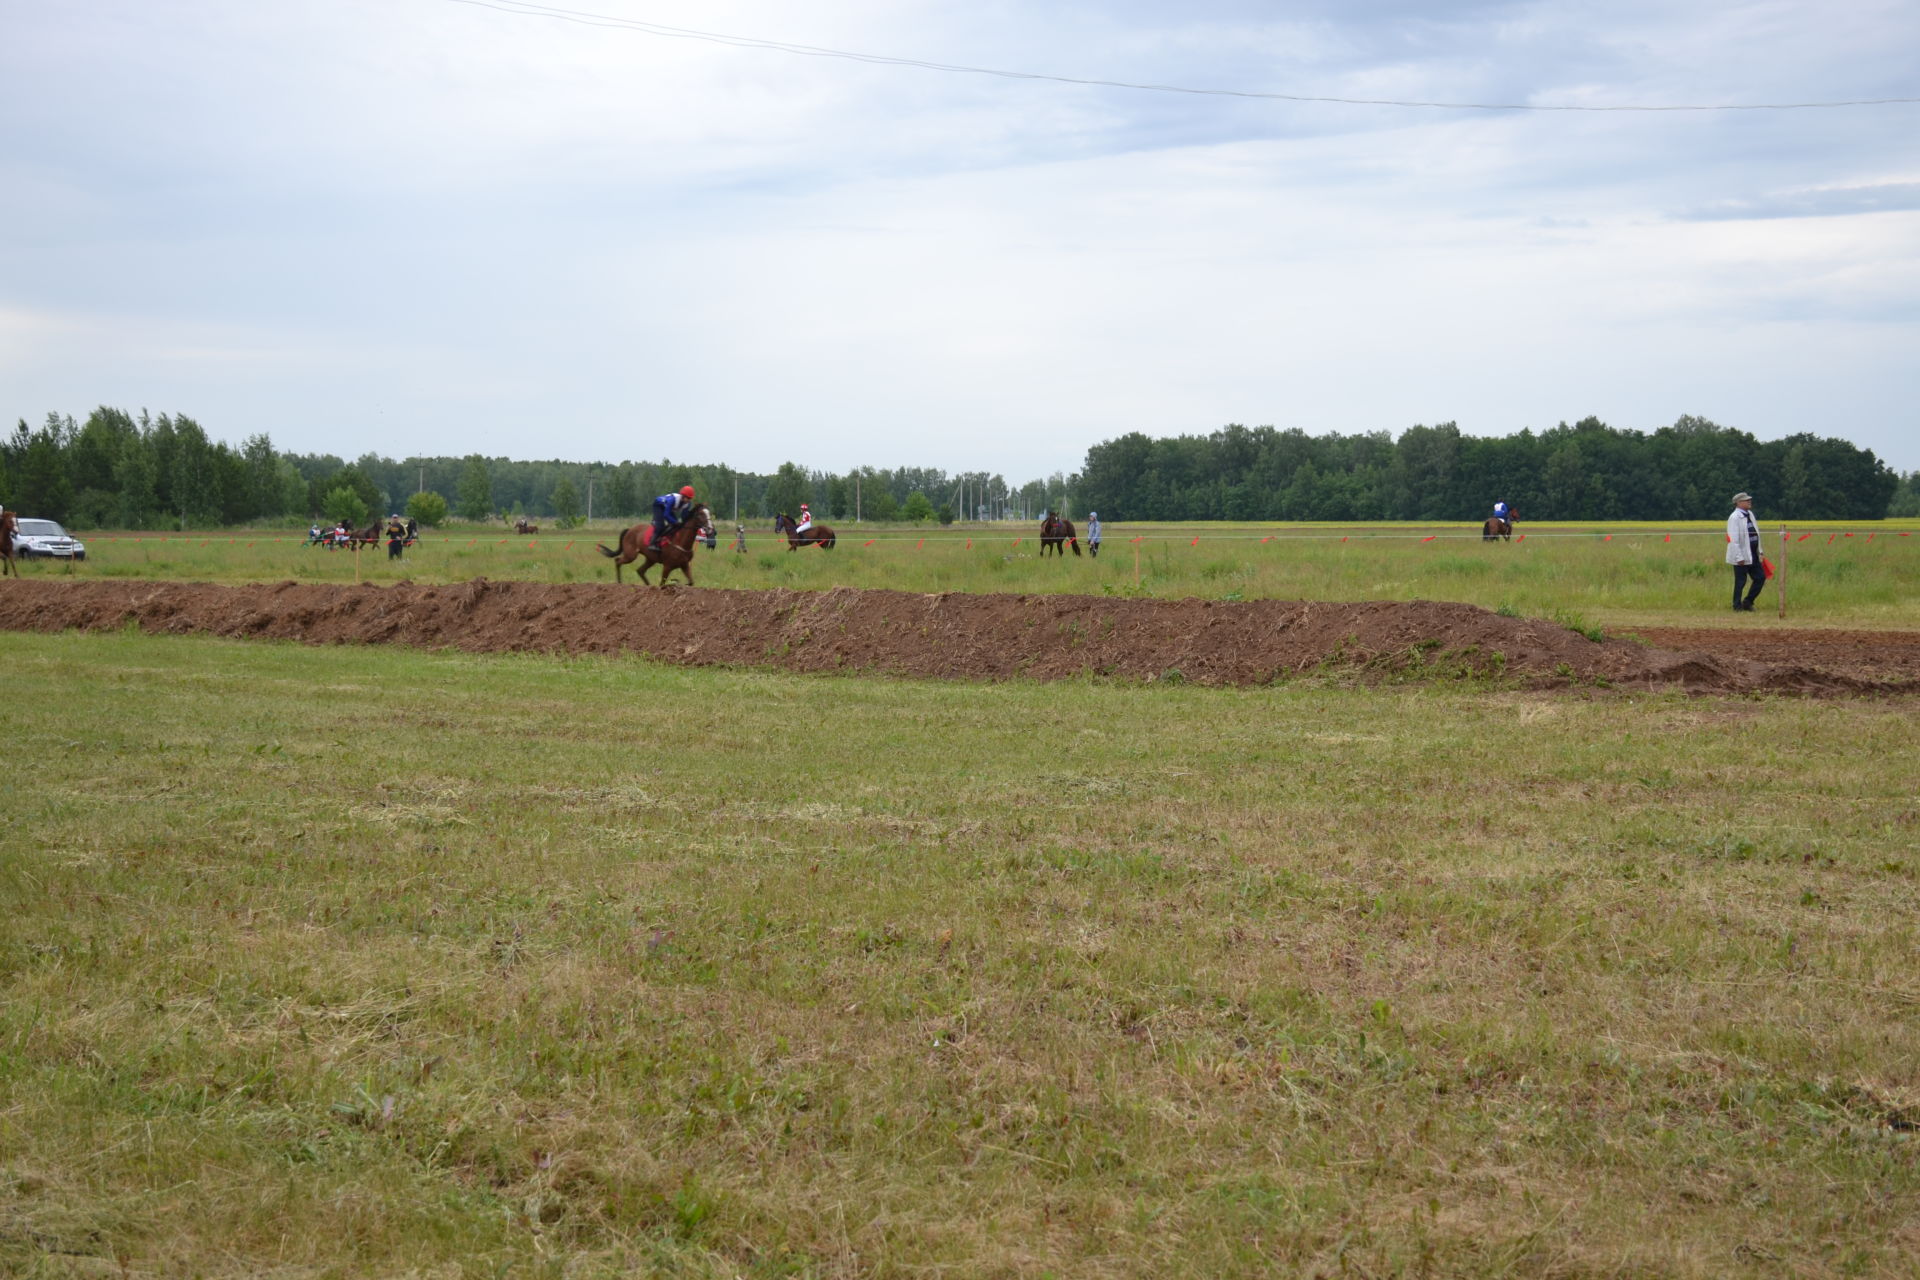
(1, 580, 1912, 696)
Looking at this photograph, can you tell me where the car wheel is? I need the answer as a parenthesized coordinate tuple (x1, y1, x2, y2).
(75, 552, 86, 561)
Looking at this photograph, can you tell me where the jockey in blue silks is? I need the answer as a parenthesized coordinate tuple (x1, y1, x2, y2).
(652, 485, 696, 543)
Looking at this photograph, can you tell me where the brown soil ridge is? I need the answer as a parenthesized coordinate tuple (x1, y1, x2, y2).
(0, 580, 1912, 696)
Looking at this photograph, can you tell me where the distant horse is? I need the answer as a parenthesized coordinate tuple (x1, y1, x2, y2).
(348, 519, 383, 551)
(597, 503, 713, 586)
(514, 517, 540, 535)
(1482, 516, 1513, 542)
(773, 512, 836, 550)
(0, 510, 16, 577)
(1040, 514, 1080, 557)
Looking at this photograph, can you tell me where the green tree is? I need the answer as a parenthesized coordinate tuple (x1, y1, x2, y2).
(901, 491, 935, 522)
(456, 456, 493, 521)
(14, 424, 75, 521)
(764, 461, 811, 520)
(551, 477, 582, 529)
(323, 486, 370, 527)
(113, 437, 159, 527)
(606, 467, 637, 518)
(936, 503, 955, 525)
(865, 489, 899, 522)
(406, 491, 449, 527)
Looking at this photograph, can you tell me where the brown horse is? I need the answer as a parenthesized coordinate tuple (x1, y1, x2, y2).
(1482, 516, 1513, 542)
(773, 512, 836, 550)
(346, 519, 383, 550)
(1039, 513, 1080, 557)
(597, 503, 713, 585)
(0, 510, 16, 577)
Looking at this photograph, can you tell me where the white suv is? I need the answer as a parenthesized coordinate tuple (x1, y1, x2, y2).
(11, 518, 87, 560)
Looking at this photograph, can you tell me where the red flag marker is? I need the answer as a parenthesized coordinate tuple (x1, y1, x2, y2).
(1827, 534, 1837, 544)
(1012, 537, 1022, 547)
(1130, 535, 1142, 544)
(915, 538, 923, 550)
(1341, 535, 1348, 543)
(1420, 535, 1436, 543)
(564, 541, 573, 550)
(1868, 533, 1876, 542)
(1797, 533, 1813, 542)
(863, 539, 875, 548)
(965, 538, 972, 549)
(1261, 535, 1273, 544)
(1191, 536, 1199, 547)
(1845, 532, 1855, 538)
(497, 539, 507, 545)
(466, 540, 475, 547)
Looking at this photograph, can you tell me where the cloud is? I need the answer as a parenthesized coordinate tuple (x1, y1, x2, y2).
(1676, 181, 1920, 222)
(2, 0, 1918, 473)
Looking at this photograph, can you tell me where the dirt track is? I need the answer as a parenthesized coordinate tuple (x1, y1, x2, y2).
(1, 580, 1914, 696)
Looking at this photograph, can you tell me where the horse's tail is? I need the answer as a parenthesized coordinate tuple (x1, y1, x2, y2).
(595, 543, 618, 558)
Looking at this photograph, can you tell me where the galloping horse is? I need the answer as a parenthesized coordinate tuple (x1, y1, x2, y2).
(1481, 515, 1513, 542)
(347, 519, 384, 551)
(1039, 513, 1080, 557)
(0, 509, 17, 577)
(773, 512, 836, 550)
(597, 503, 714, 586)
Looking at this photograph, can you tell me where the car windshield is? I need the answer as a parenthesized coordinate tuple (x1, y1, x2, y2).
(17, 519, 67, 536)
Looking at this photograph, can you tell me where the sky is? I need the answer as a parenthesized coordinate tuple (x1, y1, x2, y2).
(3, 0, 1917, 477)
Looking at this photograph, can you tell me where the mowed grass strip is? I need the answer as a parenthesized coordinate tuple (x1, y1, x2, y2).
(2, 631, 1918, 1277)
(42, 517, 1920, 630)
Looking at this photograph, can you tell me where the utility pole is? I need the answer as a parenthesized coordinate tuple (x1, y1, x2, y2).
(417, 464, 424, 494)
(733, 476, 739, 524)
(856, 476, 861, 523)
(586, 475, 594, 525)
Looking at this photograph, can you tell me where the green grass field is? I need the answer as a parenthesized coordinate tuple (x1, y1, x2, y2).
(4, 631, 1918, 1276)
(25, 517, 1920, 630)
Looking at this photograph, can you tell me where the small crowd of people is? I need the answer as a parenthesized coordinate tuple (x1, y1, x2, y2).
(305, 516, 419, 556)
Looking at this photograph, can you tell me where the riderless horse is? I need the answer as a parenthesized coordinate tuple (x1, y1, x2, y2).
(1039, 513, 1080, 557)
(773, 512, 836, 550)
(596, 503, 714, 586)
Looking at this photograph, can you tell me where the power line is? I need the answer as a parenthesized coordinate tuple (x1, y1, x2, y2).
(440, 0, 1920, 113)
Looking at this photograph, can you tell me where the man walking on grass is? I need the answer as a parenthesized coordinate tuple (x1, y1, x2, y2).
(1726, 492, 1766, 612)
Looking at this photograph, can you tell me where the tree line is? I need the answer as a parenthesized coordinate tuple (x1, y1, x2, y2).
(0, 408, 1075, 529)
(1077, 416, 1904, 522)
(3, 406, 1911, 530)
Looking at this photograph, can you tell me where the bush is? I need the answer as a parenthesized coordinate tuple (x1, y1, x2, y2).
(323, 487, 369, 527)
(406, 491, 449, 527)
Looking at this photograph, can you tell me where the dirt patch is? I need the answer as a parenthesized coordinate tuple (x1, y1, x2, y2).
(1, 580, 1913, 696)
(1630, 626, 1920, 686)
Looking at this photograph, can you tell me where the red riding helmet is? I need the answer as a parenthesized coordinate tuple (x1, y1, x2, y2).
(679, 485, 695, 500)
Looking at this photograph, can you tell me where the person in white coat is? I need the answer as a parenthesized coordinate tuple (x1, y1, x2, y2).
(1726, 491, 1766, 611)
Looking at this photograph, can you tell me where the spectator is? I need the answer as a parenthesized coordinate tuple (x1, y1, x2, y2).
(732, 523, 748, 554)
(1086, 511, 1102, 558)
(1726, 491, 1766, 611)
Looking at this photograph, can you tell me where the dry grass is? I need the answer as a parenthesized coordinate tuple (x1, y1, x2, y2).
(2, 630, 1917, 1276)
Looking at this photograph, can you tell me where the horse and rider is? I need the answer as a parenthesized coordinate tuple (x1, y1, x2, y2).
(596, 485, 714, 585)
(773, 503, 836, 550)
(1482, 500, 1516, 542)
(1039, 510, 1080, 557)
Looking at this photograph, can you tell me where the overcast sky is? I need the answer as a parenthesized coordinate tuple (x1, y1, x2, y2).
(4, 0, 1917, 477)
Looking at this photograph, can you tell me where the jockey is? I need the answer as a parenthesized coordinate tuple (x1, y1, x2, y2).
(1493, 500, 1512, 525)
(652, 485, 696, 542)
(795, 503, 813, 534)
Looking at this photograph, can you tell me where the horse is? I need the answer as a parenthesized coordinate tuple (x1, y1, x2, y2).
(0, 510, 16, 577)
(772, 512, 836, 550)
(347, 519, 383, 550)
(1481, 516, 1513, 542)
(1039, 514, 1080, 557)
(596, 503, 713, 586)
(514, 517, 540, 535)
